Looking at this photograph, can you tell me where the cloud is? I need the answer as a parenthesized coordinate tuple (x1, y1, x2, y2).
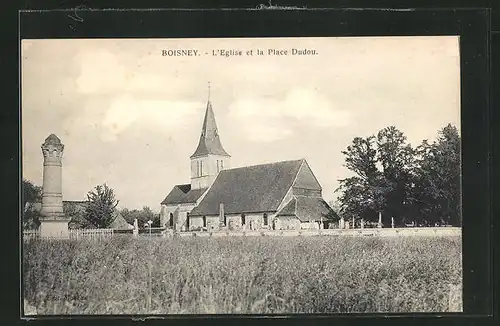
(74, 49, 197, 96)
(227, 88, 353, 142)
(75, 50, 128, 94)
(100, 95, 203, 141)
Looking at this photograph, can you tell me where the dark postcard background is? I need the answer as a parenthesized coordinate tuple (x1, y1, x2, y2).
(1, 1, 495, 326)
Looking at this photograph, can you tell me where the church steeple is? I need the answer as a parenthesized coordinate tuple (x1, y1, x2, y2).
(190, 84, 230, 159)
(190, 83, 231, 190)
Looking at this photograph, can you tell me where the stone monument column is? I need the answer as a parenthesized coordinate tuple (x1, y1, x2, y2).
(39, 134, 69, 239)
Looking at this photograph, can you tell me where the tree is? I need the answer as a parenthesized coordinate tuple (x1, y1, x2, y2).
(337, 124, 461, 228)
(336, 136, 391, 225)
(84, 184, 119, 228)
(66, 202, 93, 229)
(376, 126, 416, 226)
(22, 179, 42, 212)
(22, 179, 42, 229)
(139, 206, 156, 227)
(121, 206, 159, 228)
(412, 124, 461, 226)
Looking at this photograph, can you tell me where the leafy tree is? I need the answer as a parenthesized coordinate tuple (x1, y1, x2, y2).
(337, 124, 461, 228)
(412, 124, 461, 226)
(66, 202, 93, 229)
(22, 179, 42, 229)
(22, 179, 42, 212)
(376, 126, 416, 226)
(336, 136, 391, 224)
(84, 184, 119, 228)
(121, 206, 160, 228)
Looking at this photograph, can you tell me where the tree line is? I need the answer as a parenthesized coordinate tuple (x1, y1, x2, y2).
(334, 124, 461, 227)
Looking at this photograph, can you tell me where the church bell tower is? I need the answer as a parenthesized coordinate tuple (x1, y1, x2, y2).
(190, 83, 231, 190)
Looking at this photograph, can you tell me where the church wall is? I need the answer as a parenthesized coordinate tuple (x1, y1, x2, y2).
(204, 154, 231, 177)
(160, 205, 170, 226)
(225, 213, 274, 230)
(160, 203, 195, 230)
(191, 154, 231, 190)
(276, 216, 301, 230)
(188, 212, 289, 231)
(186, 216, 217, 230)
(225, 214, 242, 229)
(177, 211, 188, 231)
(188, 215, 220, 231)
(189, 216, 204, 230)
(206, 216, 220, 230)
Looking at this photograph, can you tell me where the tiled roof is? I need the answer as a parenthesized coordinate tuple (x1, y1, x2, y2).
(190, 159, 304, 216)
(190, 101, 230, 158)
(110, 212, 134, 230)
(277, 195, 338, 222)
(43, 134, 62, 145)
(161, 184, 208, 205)
(277, 198, 296, 216)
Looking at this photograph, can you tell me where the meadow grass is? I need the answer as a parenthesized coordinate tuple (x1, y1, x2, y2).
(23, 235, 462, 314)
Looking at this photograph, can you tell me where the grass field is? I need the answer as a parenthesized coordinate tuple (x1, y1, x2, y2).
(22, 235, 462, 314)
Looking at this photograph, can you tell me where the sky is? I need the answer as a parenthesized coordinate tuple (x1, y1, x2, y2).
(21, 37, 461, 211)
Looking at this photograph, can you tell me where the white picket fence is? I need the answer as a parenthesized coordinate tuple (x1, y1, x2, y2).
(23, 226, 461, 241)
(23, 229, 40, 241)
(22, 228, 114, 241)
(69, 228, 114, 240)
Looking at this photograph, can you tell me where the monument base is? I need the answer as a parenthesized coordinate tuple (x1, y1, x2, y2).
(39, 219, 70, 239)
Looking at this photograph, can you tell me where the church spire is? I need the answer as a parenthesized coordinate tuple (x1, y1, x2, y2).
(190, 84, 230, 159)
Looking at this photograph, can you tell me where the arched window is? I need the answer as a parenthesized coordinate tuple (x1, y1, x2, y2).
(169, 213, 174, 227)
(200, 161, 203, 176)
(221, 160, 224, 169)
(186, 213, 190, 229)
(217, 160, 220, 173)
(263, 213, 268, 226)
(196, 161, 200, 177)
(203, 216, 207, 228)
(241, 213, 246, 226)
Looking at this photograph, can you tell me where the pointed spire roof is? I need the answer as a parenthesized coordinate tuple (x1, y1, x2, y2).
(43, 134, 62, 145)
(190, 99, 230, 159)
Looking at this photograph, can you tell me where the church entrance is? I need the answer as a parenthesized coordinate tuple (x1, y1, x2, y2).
(169, 213, 173, 228)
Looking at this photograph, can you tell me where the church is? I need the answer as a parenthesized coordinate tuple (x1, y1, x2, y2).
(160, 93, 337, 231)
